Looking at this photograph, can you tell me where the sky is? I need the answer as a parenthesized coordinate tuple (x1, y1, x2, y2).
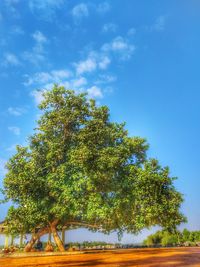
(1, 0, 200, 244)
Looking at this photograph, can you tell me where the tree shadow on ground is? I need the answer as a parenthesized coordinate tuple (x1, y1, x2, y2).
(40, 249, 200, 267)
(1, 248, 200, 267)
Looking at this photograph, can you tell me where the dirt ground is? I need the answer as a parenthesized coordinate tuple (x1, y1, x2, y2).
(1, 247, 200, 267)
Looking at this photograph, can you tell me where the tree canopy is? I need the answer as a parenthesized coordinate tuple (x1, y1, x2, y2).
(1, 85, 186, 251)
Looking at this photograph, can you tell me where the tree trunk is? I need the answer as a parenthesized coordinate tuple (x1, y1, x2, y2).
(24, 228, 48, 252)
(4, 235, 9, 248)
(11, 235, 14, 246)
(62, 228, 65, 245)
(51, 224, 65, 252)
(20, 233, 24, 248)
(24, 235, 38, 252)
(48, 231, 52, 242)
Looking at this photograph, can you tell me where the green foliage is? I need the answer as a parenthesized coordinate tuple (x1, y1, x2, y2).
(144, 229, 200, 247)
(2, 85, 185, 236)
(161, 232, 178, 247)
(143, 231, 163, 247)
(182, 228, 190, 242)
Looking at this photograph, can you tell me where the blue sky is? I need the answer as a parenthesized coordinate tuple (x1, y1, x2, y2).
(1, 0, 200, 243)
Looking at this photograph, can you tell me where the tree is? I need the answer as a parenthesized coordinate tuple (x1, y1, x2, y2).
(143, 231, 163, 247)
(143, 230, 180, 247)
(2, 85, 186, 252)
(182, 228, 190, 242)
(161, 231, 178, 247)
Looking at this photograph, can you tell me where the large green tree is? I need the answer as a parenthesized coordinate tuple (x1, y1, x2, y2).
(2, 86, 185, 252)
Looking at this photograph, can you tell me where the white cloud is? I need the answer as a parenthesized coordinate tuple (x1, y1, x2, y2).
(102, 23, 117, 33)
(51, 69, 71, 80)
(23, 30, 48, 65)
(87, 86, 103, 99)
(26, 69, 72, 105)
(3, 53, 20, 66)
(25, 72, 51, 85)
(23, 52, 45, 65)
(24, 69, 71, 86)
(28, 74, 88, 103)
(98, 55, 110, 69)
(102, 36, 135, 60)
(24, 32, 135, 104)
(72, 77, 87, 88)
(32, 30, 47, 43)
(8, 107, 26, 116)
(8, 126, 21, 136)
(72, 3, 89, 21)
(31, 90, 45, 105)
(75, 52, 111, 75)
(104, 37, 127, 50)
(60, 81, 71, 89)
(75, 57, 97, 75)
(32, 30, 47, 54)
(96, 2, 110, 14)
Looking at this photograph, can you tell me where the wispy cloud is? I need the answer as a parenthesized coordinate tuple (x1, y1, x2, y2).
(11, 25, 24, 35)
(23, 30, 48, 65)
(8, 126, 21, 136)
(71, 77, 87, 88)
(72, 3, 89, 22)
(29, 0, 64, 21)
(75, 52, 111, 75)
(0, 158, 6, 176)
(4, 0, 20, 18)
(87, 86, 103, 99)
(96, 74, 117, 84)
(24, 69, 71, 86)
(102, 23, 117, 33)
(96, 2, 110, 14)
(25, 32, 134, 104)
(147, 15, 167, 32)
(98, 55, 110, 69)
(31, 90, 45, 105)
(8, 107, 26, 116)
(28, 70, 105, 104)
(32, 30, 47, 43)
(127, 27, 136, 36)
(75, 57, 97, 75)
(3, 52, 20, 66)
(102, 36, 135, 60)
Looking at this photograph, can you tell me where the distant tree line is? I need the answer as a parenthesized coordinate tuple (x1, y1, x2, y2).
(143, 229, 200, 247)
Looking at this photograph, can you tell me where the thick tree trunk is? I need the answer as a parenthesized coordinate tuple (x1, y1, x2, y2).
(24, 235, 38, 252)
(24, 228, 48, 252)
(50, 224, 65, 252)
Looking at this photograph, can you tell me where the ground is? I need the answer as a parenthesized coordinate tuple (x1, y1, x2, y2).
(1, 247, 200, 267)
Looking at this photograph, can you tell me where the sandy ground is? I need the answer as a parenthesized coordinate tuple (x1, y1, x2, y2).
(1, 247, 200, 267)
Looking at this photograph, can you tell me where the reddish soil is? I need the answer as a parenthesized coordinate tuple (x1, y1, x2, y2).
(1, 247, 200, 267)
